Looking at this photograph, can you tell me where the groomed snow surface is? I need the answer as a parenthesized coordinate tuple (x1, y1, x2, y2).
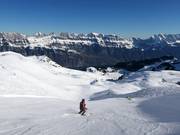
(0, 52, 180, 135)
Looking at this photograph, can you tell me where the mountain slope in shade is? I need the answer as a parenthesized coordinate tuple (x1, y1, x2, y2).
(0, 32, 180, 69)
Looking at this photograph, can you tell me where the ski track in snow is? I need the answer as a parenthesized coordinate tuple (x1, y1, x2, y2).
(0, 97, 179, 135)
(0, 52, 180, 135)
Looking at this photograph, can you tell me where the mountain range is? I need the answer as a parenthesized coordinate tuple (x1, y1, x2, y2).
(0, 32, 180, 69)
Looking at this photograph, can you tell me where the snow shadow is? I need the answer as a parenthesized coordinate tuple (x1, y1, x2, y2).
(89, 87, 175, 101)
(138, 94, 180, 123)
(89, 89, 150, 101)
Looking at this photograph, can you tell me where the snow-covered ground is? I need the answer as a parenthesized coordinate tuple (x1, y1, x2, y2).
(0, 51, 180, 135)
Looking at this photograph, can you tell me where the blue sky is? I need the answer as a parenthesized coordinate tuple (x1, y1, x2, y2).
(0, 0, 179, 37)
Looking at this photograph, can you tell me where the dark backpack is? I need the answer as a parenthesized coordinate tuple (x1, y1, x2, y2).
(80, 102, 85, 110)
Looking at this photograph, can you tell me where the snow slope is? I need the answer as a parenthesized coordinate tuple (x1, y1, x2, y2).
(0, 52, 180, 135)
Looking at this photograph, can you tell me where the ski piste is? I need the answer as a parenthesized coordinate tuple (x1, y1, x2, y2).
(0, 52, 179, 135)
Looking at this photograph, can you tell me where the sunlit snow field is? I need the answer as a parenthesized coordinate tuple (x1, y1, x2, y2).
(0, 52, 180, 135)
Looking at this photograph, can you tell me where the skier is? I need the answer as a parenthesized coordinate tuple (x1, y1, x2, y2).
(79, 99, 87, 115)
